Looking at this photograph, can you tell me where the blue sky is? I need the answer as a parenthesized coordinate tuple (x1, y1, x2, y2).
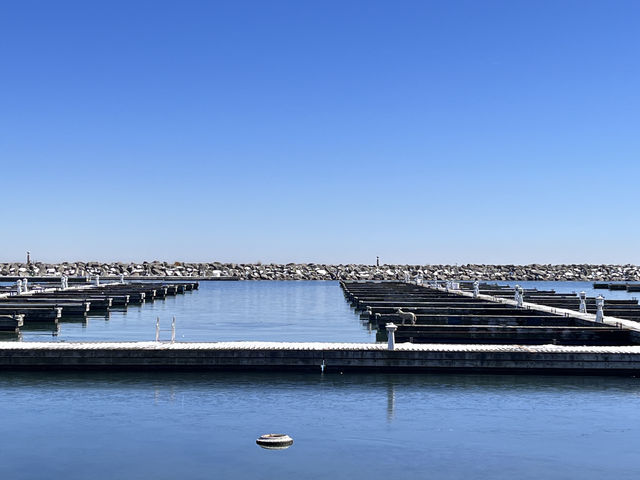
(2, 0, 639, 264)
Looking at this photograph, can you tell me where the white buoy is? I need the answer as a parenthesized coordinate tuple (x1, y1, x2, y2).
(256, 434, 293, 450)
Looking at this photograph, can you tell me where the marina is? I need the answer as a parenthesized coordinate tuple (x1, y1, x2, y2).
(2, 279, 640, 374)
(0, 279, 198, 329)
(6, 0, 639, 476)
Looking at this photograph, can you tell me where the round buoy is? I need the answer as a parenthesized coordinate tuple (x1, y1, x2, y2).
(256, 434, 294, 450)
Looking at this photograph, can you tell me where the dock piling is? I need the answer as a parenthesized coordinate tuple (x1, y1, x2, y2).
(386, 323, 397, 350)
(517, 286, 524, 308)
(579, 291, 587, 313)
(596, 295, 605, 323)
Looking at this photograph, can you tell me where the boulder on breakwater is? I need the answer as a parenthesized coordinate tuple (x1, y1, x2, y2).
(1, 262, 640, 281)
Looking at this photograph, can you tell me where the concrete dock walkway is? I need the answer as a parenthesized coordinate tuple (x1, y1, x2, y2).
(1, 341, 640, 374)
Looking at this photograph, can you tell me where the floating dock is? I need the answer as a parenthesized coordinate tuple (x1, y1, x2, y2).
(0, 276, 237, 282)
(0, 280, 199, 329)
(0, 341, 640, 375)
(593, 282, 640, 292)
(2, 280, 640, 375)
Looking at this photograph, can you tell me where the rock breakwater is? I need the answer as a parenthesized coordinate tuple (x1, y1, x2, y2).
(1, 262, 640, 281)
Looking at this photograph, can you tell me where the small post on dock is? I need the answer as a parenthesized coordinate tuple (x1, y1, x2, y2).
(366, 306, 373, 320)
(171, 316, 176, 343)
(517, 286, 524, 308)
(155, 317, 160, 342)
(120, 274, 125, 284)
(94, 275, 100, 287)
(16, 279, 22, 295)
(473, 280, 479, 298)
(595, 295, 605, 323)
(579, 291, 587, 313)
(386, 323, 397, 350)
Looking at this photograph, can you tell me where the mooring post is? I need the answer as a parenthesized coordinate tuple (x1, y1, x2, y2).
(366, 306, 373, 321)
(171, 316, 176, 343)
(473, 280, 479, 298)
(155, 317, 160, 342)
(517, 286, 524, 308)
(386, 323, 397, 350)
(579, 291, 587, 313)
(16, 279, 22, 295)
(596, 295, 604, 323)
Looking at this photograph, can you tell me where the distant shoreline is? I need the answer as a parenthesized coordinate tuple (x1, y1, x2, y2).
(1, 262, 640, 281)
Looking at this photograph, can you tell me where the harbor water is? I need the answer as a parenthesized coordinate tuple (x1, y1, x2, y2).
(1, 281, 640, 478)
(1, 372, 639, 479)
(5, 280, 640, 343)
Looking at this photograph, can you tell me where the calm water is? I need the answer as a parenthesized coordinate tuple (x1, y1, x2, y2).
(6, 279, 639, 343)
(8, 280, 372, 343)
(0, 372, 639, 480)
(2, 281, 640, 478)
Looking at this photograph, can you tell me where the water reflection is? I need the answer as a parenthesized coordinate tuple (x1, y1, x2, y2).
(386, 381, 395, 422)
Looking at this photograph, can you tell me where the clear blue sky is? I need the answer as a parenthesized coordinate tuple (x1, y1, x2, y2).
(2, 0, 639, 264)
